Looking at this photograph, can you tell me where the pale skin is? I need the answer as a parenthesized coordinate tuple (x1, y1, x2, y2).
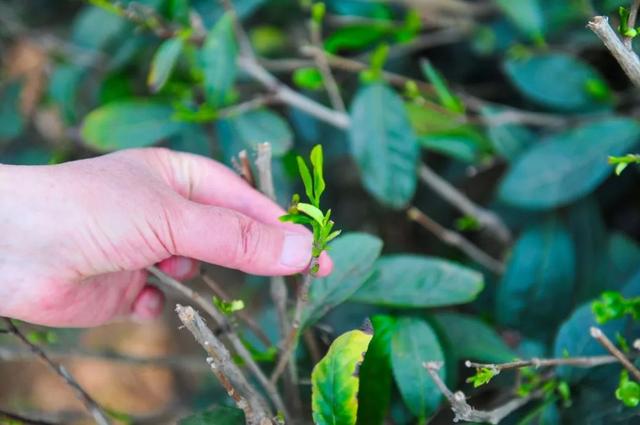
(0, 148, 332, 327)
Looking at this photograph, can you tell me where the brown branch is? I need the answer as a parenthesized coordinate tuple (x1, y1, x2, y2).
(175, 304, 267, 424)
(587, 16, 640, 87)
(424, 362, 540, 425)
(1, 318, 111, 425)
(407, 206, 505, 274)
(624, 0, 640, 49)
(270, 259, 317, 385)
(591, 326, 640, 381)
(418, 164, 512, 245)
(232, 150, 255, 187)
(146, 267, 289, 419)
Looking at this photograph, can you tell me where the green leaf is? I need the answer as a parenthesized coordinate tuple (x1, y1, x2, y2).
(349, 83, 419, 209)
(466, 367, 499, 388)
(202, 13, 238, 107)
(148, 37, 183, 93)
(324, 24, 391, 53)
(81, 101, 184, 151)
(310, 144, 325, 205)
(432, 312, 515, 363)
(498, 118, 640, 209)
(566, 197, 609, 302)
(481, 105, 536, 162)
(495, 0, 544, 38)
(293, 67, 324, 91)
(217, 108, 293, 159)
(496, 218, 576, 338)
(504, 53, 611, 111)
(351, 254, 483, 308)
(297, 202, 325, 225)
(297, 156, 315, 204)
(616, 370, 640, 407)
(312, 327, 374, 425)
(49, 64, 85, 123)
(178, 406, 244, 425)
(303, 233, 383, 327)
(391, 317, 445, 419)
(418, 131, 485, 163)
(0, 81, 23, 143)
(357, 315, 395, 425)
(420, 60, 464, 113)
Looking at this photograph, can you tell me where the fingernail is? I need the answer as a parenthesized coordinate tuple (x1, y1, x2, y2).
(280, 232, 312, 268)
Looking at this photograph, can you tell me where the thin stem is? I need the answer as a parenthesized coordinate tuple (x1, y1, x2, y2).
(2, 318, 111, 425)
(270, 259, 317, 385)
(591, 326, 640, 381)
(465, 354, 628, 371)
(407, 206, 505, 274)
(418, 163, 512, 245)
(309, 21, 346, 112)
(147, 267, 289, 420)
(624, 0, 640, 49)
(587, 16, 640, 87)
(424, 361, 540, 425)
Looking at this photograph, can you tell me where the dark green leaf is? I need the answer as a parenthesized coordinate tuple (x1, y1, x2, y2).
(495, 0, 544, 37)
(324, 24, 390, 53)
(48, 64, 85, 123)
(0, 81, 23, 143)
(349, 83, 418, 208)
(432, 312, 515, 363)
(496, 218, 576, 337)
(303, 233, 383, 327)
(148, 37, 183, 93)
(357, 315, 395, 425)
(179, 406, 244, 425)
(391, 317, 445, 419)
(202, 13, 238, 107)
(169, 124, 213, 157)
(481, 106, 536, 162)
(293, 67, 324, 90)
(504, 53, 611, 111)
(351, 254, 483, 308)
(217, 108, 293, 159)
(498, 118, 640, 209)
(81, 101, 184, 151)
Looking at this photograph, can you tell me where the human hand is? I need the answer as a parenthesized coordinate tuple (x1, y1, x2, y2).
(0, 148, 332, 327)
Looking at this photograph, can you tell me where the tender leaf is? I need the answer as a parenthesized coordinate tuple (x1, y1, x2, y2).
(81, 101, 184, 151)
(310, 144, 325, 204)
(297, 202, 325, 225)
(217, 108, 293, 159)
(495, 0, 545, 37)
(179, 406, 244, 425)
(357, 315, 395, 425)
(148, 37, 183, 93)
(312, 328, 374, 425)
(391, 317, 445, 419)
(432, 312, 515, 363)
(420, 60, 463, 113)
(498, 118, 640, 209)
(349, 83, 419, 209)
(351, 254, 484, 308)
(303, 233, 383, 327)
(503, 53, 611, 111)
(496, 218, 576, 338)
(293, 67, 324, 90)
(202, 12, 237, 106)
(324, 24, 390, 53)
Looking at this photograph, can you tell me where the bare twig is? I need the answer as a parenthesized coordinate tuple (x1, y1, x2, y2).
(270, 259, 317, 385)
(464, 354, 629, 371)
(624, 0, 640, 49)
(2, 318, 111, 425)
(591, 326, 640, 381)
(0, 346, 209, 371)
(407, 206, 505, 274)
(217, 94, 276, 119)
(309, 20, 346, 112)
(418, 164, 512, 245)
(232, 150, 255, 187)
(201, 272, 271, 347)
(147, 267, 289, 419)
(587, 16, 640, 87)
(424, 362, 539, 425)
(175, 304, 267, 424)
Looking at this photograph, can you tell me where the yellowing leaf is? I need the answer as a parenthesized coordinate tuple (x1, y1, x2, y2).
(312, 327, 374, 425)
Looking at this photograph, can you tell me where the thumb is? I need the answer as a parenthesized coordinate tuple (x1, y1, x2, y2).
(171, 201, 314, 276)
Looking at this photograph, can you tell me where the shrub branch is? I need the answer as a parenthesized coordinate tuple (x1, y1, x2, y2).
(587, 16, 640, 86)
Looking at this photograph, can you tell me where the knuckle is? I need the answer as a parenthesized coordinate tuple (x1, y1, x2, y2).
(231, 214, 261, 266)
